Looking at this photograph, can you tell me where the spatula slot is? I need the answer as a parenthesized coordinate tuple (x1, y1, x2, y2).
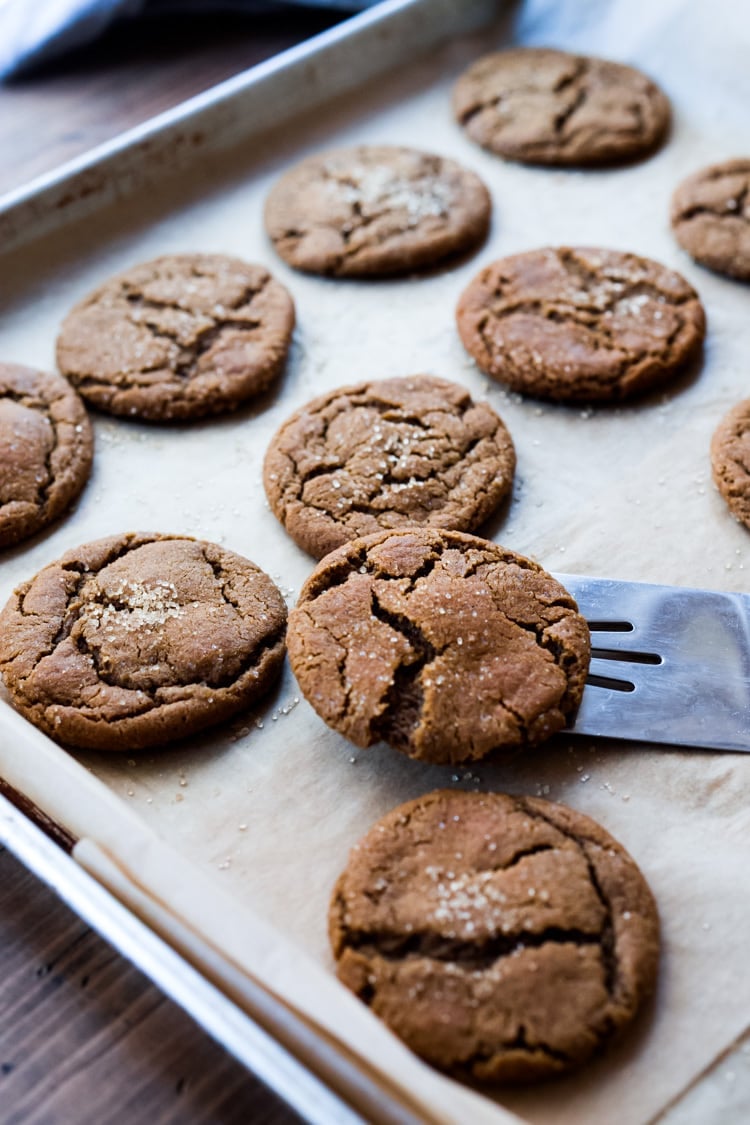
(585, 674, 636, 693)
(590, 647, 662, 666)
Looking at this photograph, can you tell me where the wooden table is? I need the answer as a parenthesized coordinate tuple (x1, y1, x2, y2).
(0, 11, 339, 1122)
(0, 843, 301, 1124)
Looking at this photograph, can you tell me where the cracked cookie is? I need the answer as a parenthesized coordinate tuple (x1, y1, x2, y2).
(456, 247, 705, 403)
(263, 375, 516, 559)
(453, 47, 670, 167)
(711, 399, 750, 528)
(0, 532, 287, 751)
(671, 159, 750, 280)
(56, 254, 295, 422)
(287, 528, 590, 764)
(0, 363, 93, 549)
(264, 145, 491, 277)
(330, 789, 660, 1082)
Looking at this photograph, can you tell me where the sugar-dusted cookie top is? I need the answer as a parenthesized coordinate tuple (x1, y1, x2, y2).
(288, 528, 590, 764)
(264, 145, 491, 276)
(0, 532, 287, 750)
(457, 247, 705, 403)
(264, 375, 515, 558)
(331, 788, 660, 1082)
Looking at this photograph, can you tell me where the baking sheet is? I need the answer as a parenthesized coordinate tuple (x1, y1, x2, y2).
(1, 2, 750, 1122)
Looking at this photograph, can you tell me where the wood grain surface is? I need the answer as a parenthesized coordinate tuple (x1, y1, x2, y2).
(0, 12, 338, 1124)
(0, 844, 300, 1124)
(0, 11, 341, 196)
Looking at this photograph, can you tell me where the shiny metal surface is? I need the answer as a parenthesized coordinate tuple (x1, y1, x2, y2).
(0, 792, 365, 1125)
(0, 0, 499, 252)
(558, 574, 750, 752)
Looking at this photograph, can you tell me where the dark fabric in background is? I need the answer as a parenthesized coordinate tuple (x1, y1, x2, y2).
(0, 0, 379, 80)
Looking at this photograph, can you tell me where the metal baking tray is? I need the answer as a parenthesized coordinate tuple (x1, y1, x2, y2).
(0, 3, 500, 1122)
(2, 0, 749, 1122)
(0, 787, 364, 1125)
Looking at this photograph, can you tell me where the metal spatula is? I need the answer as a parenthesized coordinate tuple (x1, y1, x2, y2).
(555, 574, 750, 752)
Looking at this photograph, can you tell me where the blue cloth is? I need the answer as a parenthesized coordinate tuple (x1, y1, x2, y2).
(0, 0, 378, 79)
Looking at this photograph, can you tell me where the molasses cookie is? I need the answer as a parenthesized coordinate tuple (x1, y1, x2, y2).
(711, 399, 750, 528)
(671, 159, 750, 280)
(264, 145, 491, 277)
(0, 533, 287, 750)
(263, 375, 516, 558)
(456, 247, 705, 403)
(56, 254, 295, 422)
(330, 789, 660, 1082)
(287, 528, 590, 764)
(453, 48, 670, 166)
(0, 363, 93, 549)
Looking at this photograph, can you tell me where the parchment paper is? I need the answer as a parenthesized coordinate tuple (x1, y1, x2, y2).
(1, 3, 750, 1121)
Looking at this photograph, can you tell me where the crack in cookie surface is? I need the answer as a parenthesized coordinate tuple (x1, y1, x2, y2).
(671, 160, 750, 280)
(264, 145, 491, 277)
(0, 532, 287, 750)
(0, 364, 93, 548)
(264, 376, 516, 558)
(287, 528, 589, 764)
(457, 247, 705, 403)
(330, 790, 660, 1082)
(56, 254, 294, 421)
(453, 48, 669, 167)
